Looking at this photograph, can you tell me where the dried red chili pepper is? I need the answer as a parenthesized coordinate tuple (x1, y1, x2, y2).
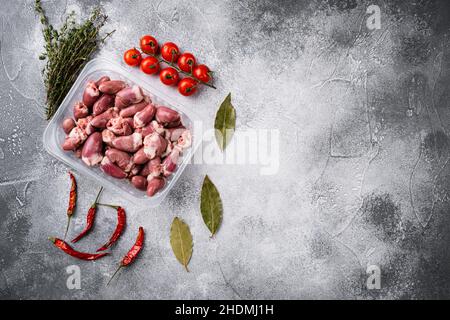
(64, 171, 77, 239)
(107, 227, 145, 285)
(49, 237, 109, 261)
(122, 227, 145, 266)
(71, 187, 103, 243)
(96, 204, 126, 252)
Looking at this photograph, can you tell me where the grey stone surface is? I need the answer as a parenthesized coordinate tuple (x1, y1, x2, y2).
(1, 0, 450, 299)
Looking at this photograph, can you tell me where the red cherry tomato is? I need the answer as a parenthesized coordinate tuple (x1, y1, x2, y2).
(140, 35, 159, 55)
(178, 78, 198, 96)
(123, 48, 142, 66)
(160, 42, 180, 63)
(159, 67, 179, 86)
(140, 56, 160, 75)
(177, 53, 196, 73)
(193, 64, 211, 82)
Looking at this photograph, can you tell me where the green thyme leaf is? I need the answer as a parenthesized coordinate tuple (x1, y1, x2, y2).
(214, 93, 236, 151)
(170, 217, 193, 272)
(200, 175, 223, 237)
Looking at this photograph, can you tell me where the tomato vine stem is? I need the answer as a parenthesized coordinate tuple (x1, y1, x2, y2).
(139, 50, 217, 89)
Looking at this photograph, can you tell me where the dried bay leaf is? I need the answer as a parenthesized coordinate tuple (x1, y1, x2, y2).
(214, 93, 236, 151)
(170, 217, 193, 272)
(200, 175, 223, 236)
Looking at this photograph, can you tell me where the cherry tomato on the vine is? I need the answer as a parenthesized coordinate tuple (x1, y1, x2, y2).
(178, 78, 198, 96)
(193, 64, 212, 83)
(123, 48, 142, 66)
(160, 42, 180, 63)
(159, 67, 179, 86)
(177, 53, 196, 73)
(140, 56, 160, 75)
(140, 35, 159, 55)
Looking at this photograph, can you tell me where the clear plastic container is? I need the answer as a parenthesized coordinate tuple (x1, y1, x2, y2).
(43, 58, 203, 207)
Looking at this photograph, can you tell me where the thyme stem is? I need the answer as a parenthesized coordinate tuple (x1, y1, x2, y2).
(35, 0, 114, 119)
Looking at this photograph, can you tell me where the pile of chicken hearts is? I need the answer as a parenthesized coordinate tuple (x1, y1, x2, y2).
(61, 76, 192, 197)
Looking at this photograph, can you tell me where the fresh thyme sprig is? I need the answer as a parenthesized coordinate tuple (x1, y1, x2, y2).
(35, 0, 115, 119)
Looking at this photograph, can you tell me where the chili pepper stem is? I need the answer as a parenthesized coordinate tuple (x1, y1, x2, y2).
(97, 203, 120, 209)
(93, 187, 103, 206)
(64, 216, 71, 240)
(107, 265, 123, 286)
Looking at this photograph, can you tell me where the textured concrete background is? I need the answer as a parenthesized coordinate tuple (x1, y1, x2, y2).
(1, 0, 450, 299)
